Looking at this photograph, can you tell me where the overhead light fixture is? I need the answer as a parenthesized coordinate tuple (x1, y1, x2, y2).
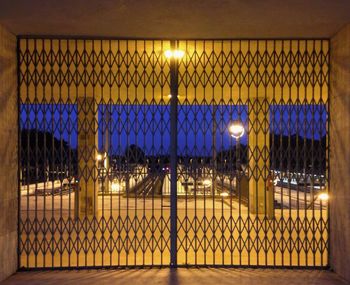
(167, 94, 180, 99)
(164, 50, 173, 58)
(173, 50, 185, 58)
(164, 49, 185, 59)
(228, 120, 245, 139)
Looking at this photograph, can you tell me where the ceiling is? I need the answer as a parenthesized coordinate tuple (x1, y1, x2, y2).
(0, 0, 349, 39)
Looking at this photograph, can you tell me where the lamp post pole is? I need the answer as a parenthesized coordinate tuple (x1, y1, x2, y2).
(236, 137, 240, 195)
(169, 40, 179, 268)
(212, 105, 217, 197)
(228, 120, 245, 196)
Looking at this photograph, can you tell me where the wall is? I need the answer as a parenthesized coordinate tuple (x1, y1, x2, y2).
(330, 23, 350, 282)
(0, 24, 18, 281)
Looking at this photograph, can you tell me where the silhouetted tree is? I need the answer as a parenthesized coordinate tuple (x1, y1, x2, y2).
(124, 144, 145, 164)
(20, 129, 77, 183)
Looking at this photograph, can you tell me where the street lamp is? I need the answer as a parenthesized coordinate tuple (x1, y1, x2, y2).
(318, 192, 329, 201)
(228, 120, 245, 197)
(203, 179, 212, 187)
(228, 120, 245, 139)
(307, 191, 329, 209)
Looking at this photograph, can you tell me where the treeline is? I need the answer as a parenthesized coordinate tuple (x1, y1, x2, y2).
(20, 129, 78, 183)
(20, 130, 326, 184)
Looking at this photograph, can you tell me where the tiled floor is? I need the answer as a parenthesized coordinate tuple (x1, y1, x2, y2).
(1, 268, 349, 285)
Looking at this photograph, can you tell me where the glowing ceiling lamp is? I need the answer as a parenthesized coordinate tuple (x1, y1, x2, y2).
(164, 49, 185, 59)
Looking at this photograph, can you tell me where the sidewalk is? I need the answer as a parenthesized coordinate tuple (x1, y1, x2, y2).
(1, 268, 349, 285)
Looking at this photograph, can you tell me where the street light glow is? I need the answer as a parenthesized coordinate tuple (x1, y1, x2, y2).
(173, 50, 185, 58)
(318, 192, 329, 201)
(164, 49, 185, 59)
(228, 120, 245, 139)
(203, 179, 212, 187)
(96, 154, 103, 161)
(111, 181, 122, 193)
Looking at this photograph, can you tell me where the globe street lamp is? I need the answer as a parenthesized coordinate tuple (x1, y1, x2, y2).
(228, 120, 245, 139)
(318, 192, 329, 201)
(228, 120, 245, 197)
(307, 191, 329, 209)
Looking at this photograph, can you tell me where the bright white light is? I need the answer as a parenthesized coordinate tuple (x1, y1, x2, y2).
(173, 50, 185, 59)
(228, 121, 245, 139)
(111, 181, 122, 193)
(318, 192, 329, 201)
(203, 179, 212, 187)
(220, 192, 229, 197)
(164, 49, 185, 59)
(96, 154, 103, 161)
(164, 50, 173, 58)
(168, 94, 180, 99)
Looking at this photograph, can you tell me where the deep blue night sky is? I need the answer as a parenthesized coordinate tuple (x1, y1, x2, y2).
(20, 103, 327, 156)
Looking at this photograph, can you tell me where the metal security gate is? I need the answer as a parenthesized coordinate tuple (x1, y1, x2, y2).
(18, 38, 329, 268)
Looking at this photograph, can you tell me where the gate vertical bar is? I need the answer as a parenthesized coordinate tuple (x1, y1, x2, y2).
(17, 37, 21, 270)
(170, 40, 178, 267)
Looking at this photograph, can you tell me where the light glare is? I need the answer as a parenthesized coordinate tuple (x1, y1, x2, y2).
(164, 50, 173, 58)
(164, 49, 185, 59)
(228, 121, 245, 139)
(173, 50, 185, 58)
(168, 94, 180, 99)
(203, 179, 212, 187)
(111, 181, 122, 193)
(318, 192, 329, 201)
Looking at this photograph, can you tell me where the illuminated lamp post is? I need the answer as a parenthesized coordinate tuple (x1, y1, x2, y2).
(165, 45, 185, 267)
(228, 120, 245, 197)
(228, 120, 245, 140)
(307, 191, 329, 209)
